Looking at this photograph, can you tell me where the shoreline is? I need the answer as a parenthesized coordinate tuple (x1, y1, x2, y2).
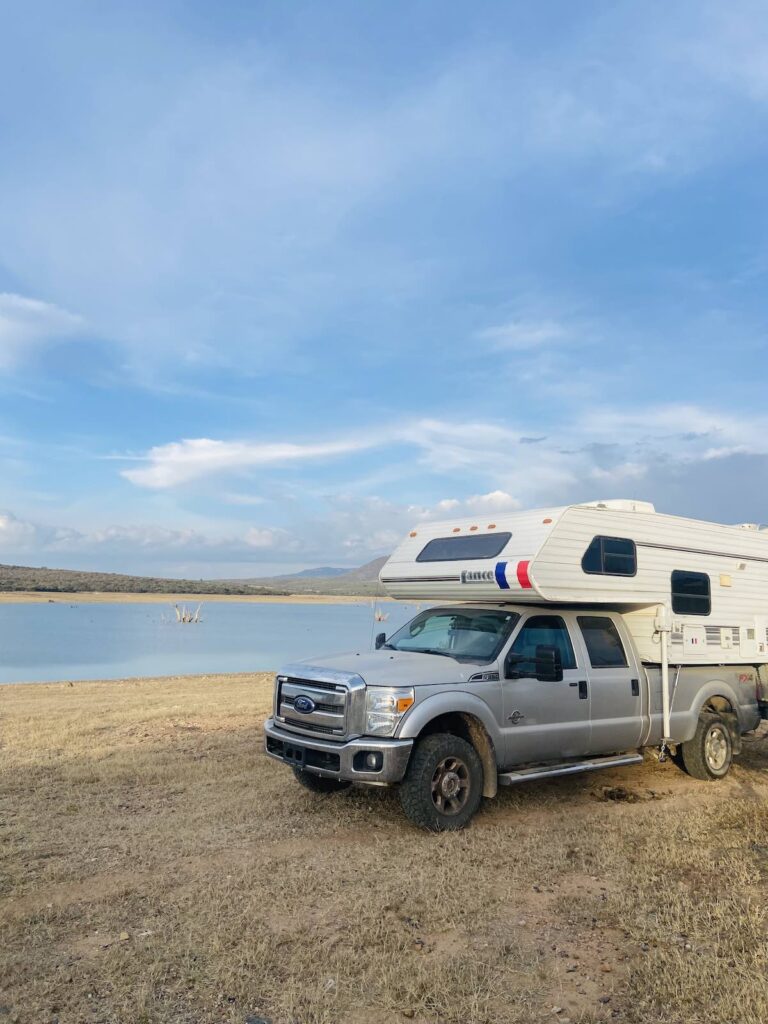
(0, 590, 386, 605)
(2, 671, 269, 689)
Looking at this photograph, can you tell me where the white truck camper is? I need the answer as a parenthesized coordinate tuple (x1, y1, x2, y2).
(265, 499, 768, 830)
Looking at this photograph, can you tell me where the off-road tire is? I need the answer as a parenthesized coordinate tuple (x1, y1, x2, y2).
(679, 710, 734, 781)
(292, 768, 352, 793)
(399, 732, 483, 831)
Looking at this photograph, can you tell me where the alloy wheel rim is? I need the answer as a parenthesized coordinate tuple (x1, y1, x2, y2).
(705, 724, 729, 772)
(431, 755, 470, 815)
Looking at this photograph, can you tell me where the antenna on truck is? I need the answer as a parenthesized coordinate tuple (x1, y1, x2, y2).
(369, 570, 389, 649)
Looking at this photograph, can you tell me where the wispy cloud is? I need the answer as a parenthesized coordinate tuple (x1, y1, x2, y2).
(120, 405, 768, 511)
(0, 293, 84, 368)
(475, 320, 568, 351)
(122, 437, 375, 489)
(0, 509, 293, 558)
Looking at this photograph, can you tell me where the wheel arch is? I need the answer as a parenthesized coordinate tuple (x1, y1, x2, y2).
(397, 694, 500, 799)
(689, 683, 743, 754)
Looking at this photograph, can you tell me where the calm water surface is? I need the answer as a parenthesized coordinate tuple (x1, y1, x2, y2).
(0, 601, 422, 684)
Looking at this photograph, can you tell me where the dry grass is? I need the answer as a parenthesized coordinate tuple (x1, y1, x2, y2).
(1, 674, 767, 1024)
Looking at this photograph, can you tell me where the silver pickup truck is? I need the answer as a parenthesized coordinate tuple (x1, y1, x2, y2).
(264, 604, 768, 830)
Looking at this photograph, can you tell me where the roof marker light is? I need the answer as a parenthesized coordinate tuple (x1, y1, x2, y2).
(487, 523, 496, 529)
(409, 531, 417, 537)
(543, 518, 553, 524)
(452, 527, 461, 533)
(469, 525, 478, 531)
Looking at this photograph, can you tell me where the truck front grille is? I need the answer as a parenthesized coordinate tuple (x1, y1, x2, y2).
(276, 675, 348, 738)
(282, 718, 339, 735)
(282, 694, 341, 714)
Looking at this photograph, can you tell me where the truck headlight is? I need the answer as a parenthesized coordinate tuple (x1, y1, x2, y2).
(365, 686, 415, 737)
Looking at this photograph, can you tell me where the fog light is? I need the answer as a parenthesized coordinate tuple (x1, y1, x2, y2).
(365, 752, 383, 770)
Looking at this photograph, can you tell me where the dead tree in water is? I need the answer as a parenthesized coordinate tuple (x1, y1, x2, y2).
(174, 603, 203, 624)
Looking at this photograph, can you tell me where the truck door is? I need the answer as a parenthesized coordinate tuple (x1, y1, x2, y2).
(501, 613, 591, 767)
(573, 614, 643, 754)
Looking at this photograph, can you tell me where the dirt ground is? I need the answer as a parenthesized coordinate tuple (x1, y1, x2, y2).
(1, 673, 767, 1024)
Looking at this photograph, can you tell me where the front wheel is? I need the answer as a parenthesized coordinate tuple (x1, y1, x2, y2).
(399, 732, 483, 831)
(679, 711, 734, 781)
(292, 768, 352, 793)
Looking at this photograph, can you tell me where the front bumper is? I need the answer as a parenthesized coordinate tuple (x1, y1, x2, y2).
(264, 718, 413, 785)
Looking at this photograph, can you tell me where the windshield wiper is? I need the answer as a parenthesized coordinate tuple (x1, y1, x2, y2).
(415, 647, 457, 659)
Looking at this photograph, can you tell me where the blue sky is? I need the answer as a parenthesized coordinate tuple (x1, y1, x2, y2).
(1, 0, 767, 577)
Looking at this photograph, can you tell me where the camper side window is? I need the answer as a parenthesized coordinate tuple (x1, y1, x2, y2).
(671, 571, 711, 615)
(577, 616, 629, 668)
(416, 532, 512, 562)
(581, 536, 636, 576)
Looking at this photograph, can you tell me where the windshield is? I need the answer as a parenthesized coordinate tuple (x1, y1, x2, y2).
(385, 607, 520, 663)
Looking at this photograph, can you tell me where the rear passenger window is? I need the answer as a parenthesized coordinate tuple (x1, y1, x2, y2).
(581, 536, 636, 576)
(671, 571, 711, 615)
(577, 616, 629, 668)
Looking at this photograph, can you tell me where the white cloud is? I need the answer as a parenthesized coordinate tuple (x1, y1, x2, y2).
(0, 293, 84, 368)
(122, 436, 375, 489)
(465, 490, 522, 512)
(408, 490, 522, 520)
(245, 527, 288, 550)
(0, 510, 41, 548)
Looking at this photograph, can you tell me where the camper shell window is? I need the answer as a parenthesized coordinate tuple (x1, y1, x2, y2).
(581, 536, 637, 577)
(416, 532, 512, 562)
(671, 570, 711, 616)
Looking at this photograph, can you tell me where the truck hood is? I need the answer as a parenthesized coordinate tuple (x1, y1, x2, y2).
(288, 649, 489, 687)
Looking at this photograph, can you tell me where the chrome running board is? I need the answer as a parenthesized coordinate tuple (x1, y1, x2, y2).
(497, 752, 644, 786)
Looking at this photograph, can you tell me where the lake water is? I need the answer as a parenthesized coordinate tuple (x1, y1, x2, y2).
(0, 600, 422, 684)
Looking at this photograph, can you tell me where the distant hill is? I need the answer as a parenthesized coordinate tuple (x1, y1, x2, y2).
(0, 555, 390, 596)
(0, 563, 288, 596)
(222, 556, 390, 596)
(275, 566, 348, 579)
(335, 556, 389, 581)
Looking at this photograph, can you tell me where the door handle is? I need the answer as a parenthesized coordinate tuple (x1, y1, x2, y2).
(630, 678, 640, 697)
(578, 680, 588, 700)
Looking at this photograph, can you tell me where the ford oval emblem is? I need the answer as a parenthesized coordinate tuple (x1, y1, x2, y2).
(294, 694, 316, 715)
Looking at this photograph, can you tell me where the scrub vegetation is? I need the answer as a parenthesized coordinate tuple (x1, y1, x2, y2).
(1, 674, 767, 1024)
(0, 557, 386, 598)
(0, 564, 286, 597)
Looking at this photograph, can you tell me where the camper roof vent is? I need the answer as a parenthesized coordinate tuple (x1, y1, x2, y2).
(580, 499, 656, 514)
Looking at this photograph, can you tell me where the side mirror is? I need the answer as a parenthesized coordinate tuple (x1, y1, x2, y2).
(375, 632, 387, 650)
(535, 644, 563, 682)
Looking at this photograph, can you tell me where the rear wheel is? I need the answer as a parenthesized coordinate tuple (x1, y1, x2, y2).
(399, 732, 483, 831)
(680, 711, 734, 781)
(292, 768, 352, 793)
